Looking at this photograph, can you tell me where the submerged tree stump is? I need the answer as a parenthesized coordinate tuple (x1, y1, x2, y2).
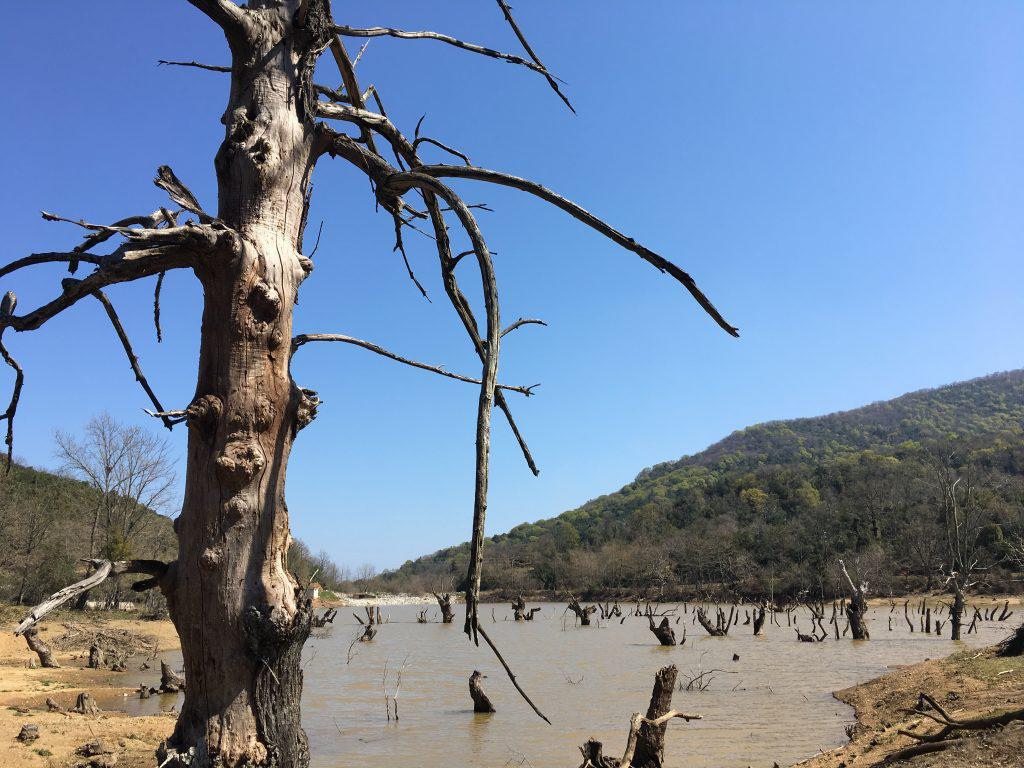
(577, 664, 700, 768)
(512, 595, 527, 621)
(357, 624, 377, 643)
(159, 660, 185, 693)
(568, 596, 598, 626)
(648, 616, 677, 646)
(469, 670, 495, 713)
(695, 607, 732, 636)
(632, 664, 678, 767)
(839, 559, 870, 640)
(433, 592, 455, 624)
(24, 627, 60, 668)
(752, 604, 766, 636)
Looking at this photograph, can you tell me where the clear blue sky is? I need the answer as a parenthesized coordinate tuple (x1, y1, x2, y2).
(1, 2, 1021, 571)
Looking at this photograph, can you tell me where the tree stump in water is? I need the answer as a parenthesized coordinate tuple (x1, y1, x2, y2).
(358, 624, 377, 643)
(312, 608, 337, 627)
(648, 616, 676, 646)
(433, 592, 455, 624)
(632, 664, 678, 767)
(159, 660, 185, 693)
(525, 607, 541, 621)
(839, 559, 870, 640)
(511, 595, 527, 621)
(24, 627, 60, 668)
(88, 644, 104, 669)
(568, 596, 597, 626)
(469, 670, 495, 713)
(416, 609, 429, 623)
(752, 605, 766, 636)
(577, 664, 700, 768)
(695, 607, 731, 636)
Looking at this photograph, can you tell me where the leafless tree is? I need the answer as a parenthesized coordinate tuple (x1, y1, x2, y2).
(922, 445, 997, 639)
(56, 413, 176, 561)
(5, 3, 736, 766)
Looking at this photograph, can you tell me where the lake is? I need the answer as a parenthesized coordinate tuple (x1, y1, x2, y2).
(103, 601, 1012, 767)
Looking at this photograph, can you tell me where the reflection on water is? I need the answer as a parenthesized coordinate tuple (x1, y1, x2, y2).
(98, 603, 1010, 767)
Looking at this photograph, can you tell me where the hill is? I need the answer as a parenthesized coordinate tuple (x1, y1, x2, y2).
(375, 370, 1024, 599)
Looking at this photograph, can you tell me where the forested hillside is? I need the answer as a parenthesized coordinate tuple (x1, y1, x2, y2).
(376, 370, 1024, 599)
(0, 461, 177, 607)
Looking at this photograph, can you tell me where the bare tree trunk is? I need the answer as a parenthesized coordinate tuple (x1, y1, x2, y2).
(838, 560, 870, 640)
(469, 670, 495, 713)
(24, 627, 60, 668)
(433, 592, 455, 623)
(160, 7, 323, 766)
(950, 584, 964, 641)
(632, 664, 678, 767)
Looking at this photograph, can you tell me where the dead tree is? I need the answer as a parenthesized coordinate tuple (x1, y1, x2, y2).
(160, 660, 186, 693)
(838, 559, 870, 640)
(88, 645, 104, 669)
(695, 606, 732, 636)
(577, 665, 700, 768)
(568, 595, 598, 626)
(416, 609, 430, 624)
(312, 608, 337, 628)
(7, 3, 736, 764)
(433, 592, 455, 624)
(23, 627, 60, 668)
(468, 670, 495, 713)
(73, 692, 100, 715)
(512, 595, 526, 621)
(752, 604, 766, 636)
(648, 616, 677, 646)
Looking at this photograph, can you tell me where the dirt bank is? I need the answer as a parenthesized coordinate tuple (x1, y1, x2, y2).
(1, 608, 180, 768)
(796, 637, 1024, 767)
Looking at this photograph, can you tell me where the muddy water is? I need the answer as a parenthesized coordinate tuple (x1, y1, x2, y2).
(101, 603, 1010, 767)
(302, 603, 1008, 768)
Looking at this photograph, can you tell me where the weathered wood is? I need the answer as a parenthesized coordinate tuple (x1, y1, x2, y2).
(433, 592, 455, 624)
(159, 660, 185, 693)
(73, 692, 100, 715)
(468, 670, 495, 713)
(577, 665, 700, 768)
(648, 616, 676, 646)
(24, 627, 60, 668)
(632, 664, 677, 767)
(752, 604, 766, 636)
(88, 645, 104, 670)
(568, 595, 598, 626)
(838, 559, 870, 640)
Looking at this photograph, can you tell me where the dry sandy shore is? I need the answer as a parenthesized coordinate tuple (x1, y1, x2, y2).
(1, 610, 180, 768)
